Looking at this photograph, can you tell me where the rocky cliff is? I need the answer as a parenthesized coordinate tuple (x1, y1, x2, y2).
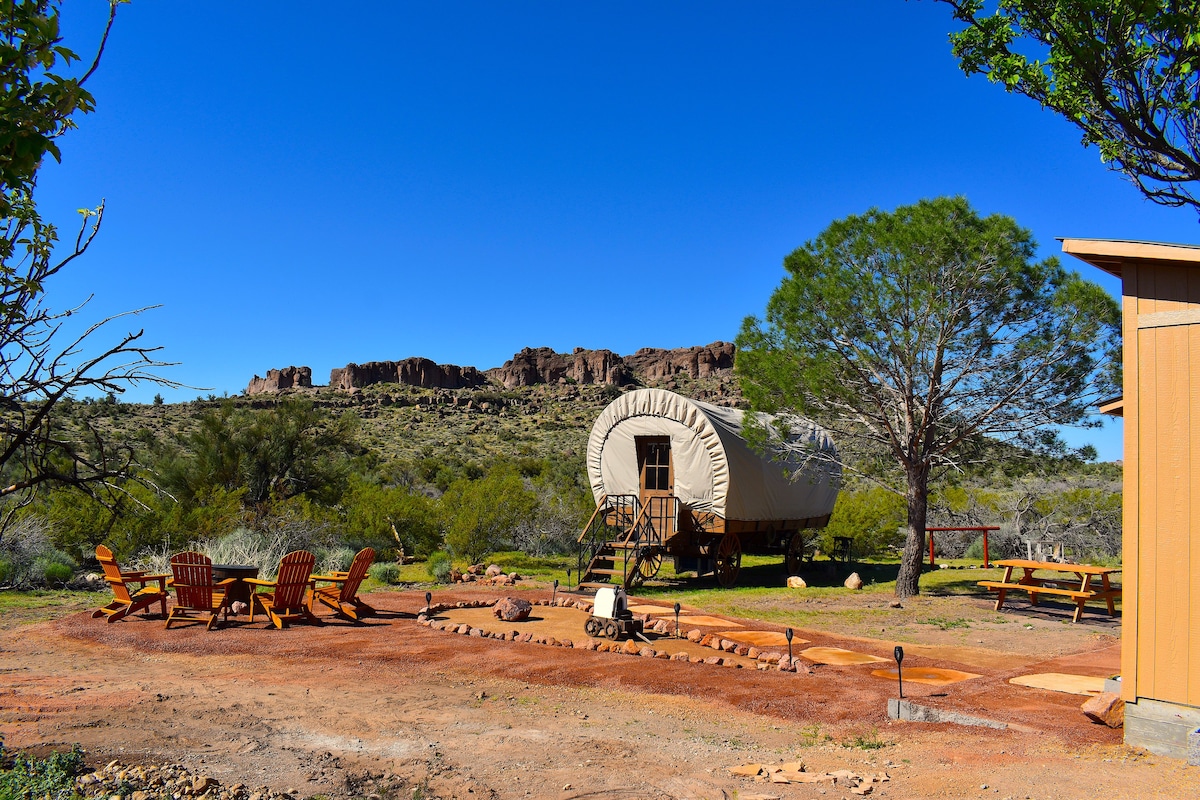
(485, 342, 734, 388)
(245, 342, 736, 395)
(328, 358, 488, 391)
(245, 366, 312, 395)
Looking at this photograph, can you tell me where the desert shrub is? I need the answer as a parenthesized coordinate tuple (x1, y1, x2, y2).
(134, 524, 334, 579)
(963, 536, 987, 561)
(427, 550, 452, 582)
(440, 468, 537, 563)
(0, 741, 85, 800)
(369, 561, 401, 585)
(820, 487, 905, 558)
(325, 547, 358, 572)
(341, 477, 441, 557)
(0, 517, 80, 589)
(38, 560, 73, 587)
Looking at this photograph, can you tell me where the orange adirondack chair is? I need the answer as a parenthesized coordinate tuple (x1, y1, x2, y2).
(166, 551, 235, 630)
(91, 545, 169, 623)
(311, 547, 376, 620)
(247, 550, 321, 629)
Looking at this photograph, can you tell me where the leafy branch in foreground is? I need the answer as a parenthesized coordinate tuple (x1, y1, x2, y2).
(938, 0, 1200, 214)
(0, 1, 178, 538)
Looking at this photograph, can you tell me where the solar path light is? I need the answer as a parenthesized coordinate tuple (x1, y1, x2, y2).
(894, 646, 905, 698)
(786, 628, 794, 666)
(552, 579, 559, 605)
(674, 602, 681, 638)
(425, 591, 432, 616)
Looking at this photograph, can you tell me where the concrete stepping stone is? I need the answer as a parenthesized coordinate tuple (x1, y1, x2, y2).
(628, 604, 676, 615)
(800, 646, 889, 665)
(716, 630, 808, 648)
(676, 615, 743, 627)
(869, 666, 981, 686)
(1009, 672, 1106, 696)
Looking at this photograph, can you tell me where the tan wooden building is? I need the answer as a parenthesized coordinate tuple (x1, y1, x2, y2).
(1062, 238, 1200, 760)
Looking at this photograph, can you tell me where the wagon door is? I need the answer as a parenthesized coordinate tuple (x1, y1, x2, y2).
(636, 436, 675, 541)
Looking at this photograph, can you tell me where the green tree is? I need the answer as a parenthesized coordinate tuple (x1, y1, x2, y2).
(821, 487, 906, 558)
(0, 1, 176, 538)
(157, 400, 358, 518)
(736, 197, 1120, 598)
(342, 475, 441, 557)
(440, 468, 537, 564)
(938, 0, 1200, 213)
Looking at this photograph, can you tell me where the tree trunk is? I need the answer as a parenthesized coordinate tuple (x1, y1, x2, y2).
(894, 464, 930, 599)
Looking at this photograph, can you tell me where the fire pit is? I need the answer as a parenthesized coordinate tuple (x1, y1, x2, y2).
(212, 564, 259, 609)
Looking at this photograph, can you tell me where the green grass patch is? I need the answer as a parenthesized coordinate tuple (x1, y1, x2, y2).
(0, 589, 104, 629)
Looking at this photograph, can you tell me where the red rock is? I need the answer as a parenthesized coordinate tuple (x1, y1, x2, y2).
(245, 366, 312, 395)
(1082, 692, 1124, 728)
(492, 597, 532, 622)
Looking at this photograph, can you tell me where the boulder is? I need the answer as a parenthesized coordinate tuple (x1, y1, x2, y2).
(1081, 692, 1125, 728)
(492, 597, 533, 622)
(844, 572, 865, 590)
(485, 564, 504, 577)
(787, 576, 807, 589)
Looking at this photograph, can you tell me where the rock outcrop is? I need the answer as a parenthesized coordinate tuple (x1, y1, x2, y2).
(329, 358, 488, 391)
(244, 342, 737, 395)
(624, 342, 735, 382)
(486, 347, 633, 388)
(245, 366, 312, 395)
(486, 342, 734, 389)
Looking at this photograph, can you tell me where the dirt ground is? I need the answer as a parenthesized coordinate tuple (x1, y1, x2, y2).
(2, 586, 1198, 800)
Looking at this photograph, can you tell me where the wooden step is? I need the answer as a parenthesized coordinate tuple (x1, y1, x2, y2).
(576, 582, 610, 591)
(585, 568, 626, 577)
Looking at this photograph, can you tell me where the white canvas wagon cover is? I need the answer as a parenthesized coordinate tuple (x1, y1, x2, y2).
(586, 388, 839, 522)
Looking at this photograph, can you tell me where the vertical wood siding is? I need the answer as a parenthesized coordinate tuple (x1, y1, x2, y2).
(1131, 260, 1200, 707)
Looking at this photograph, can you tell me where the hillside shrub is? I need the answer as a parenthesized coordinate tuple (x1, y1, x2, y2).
(441, 468, 537, 563)
(38, 560, 73, 587)
(427, 550, 452, 582)
(0, 517, 79, 589)
(820, 488, 905, 558)
(369, 561, 401, 585)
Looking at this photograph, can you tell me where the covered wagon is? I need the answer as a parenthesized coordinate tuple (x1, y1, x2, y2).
(578, 388, 839, 588)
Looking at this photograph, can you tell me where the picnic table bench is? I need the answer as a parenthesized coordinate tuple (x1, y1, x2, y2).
(978, 559, 1121, 623)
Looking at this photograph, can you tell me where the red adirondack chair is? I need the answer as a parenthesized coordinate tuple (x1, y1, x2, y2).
(311, 547, 376, 620)
(91, 545, 169, 623)
(166, 551, 235, 630)
(247, 550, 321, 629)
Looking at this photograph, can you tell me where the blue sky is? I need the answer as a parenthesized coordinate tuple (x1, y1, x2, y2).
(35, 1, 1200, 461)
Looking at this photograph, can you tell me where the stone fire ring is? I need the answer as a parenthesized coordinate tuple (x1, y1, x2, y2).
(417, 597, 806, 672)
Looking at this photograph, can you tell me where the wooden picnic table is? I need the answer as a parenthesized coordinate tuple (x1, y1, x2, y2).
(978, 559, 1121, 623)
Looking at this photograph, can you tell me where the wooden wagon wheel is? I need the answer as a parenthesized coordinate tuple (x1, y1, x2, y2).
(627, 547, 664, 589)
(786, 530, 810, 576)
(714, 532, 742, 588)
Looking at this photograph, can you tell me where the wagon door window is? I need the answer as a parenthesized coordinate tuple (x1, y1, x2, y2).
(637, 437, 672, 492)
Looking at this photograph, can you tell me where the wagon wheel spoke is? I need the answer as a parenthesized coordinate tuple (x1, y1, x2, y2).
(786, 531, 810, 576)
(714, 533, 741, 588)
(626, 547, 664, 590)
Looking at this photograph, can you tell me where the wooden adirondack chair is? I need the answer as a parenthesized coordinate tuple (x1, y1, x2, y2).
(166, 551, 235, 630)
(311, 547, 376, 620)
(91, 545, 169, 623)
(247, 550, 321, 629)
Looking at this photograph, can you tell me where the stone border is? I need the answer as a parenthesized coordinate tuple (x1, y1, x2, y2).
(417, 597, 805, 672)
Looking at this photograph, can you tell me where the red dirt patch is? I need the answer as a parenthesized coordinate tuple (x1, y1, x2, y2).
(1, 587, 1196, 799)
